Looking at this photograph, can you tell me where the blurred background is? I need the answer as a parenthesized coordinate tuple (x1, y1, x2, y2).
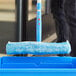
(0, 0, 56, 56)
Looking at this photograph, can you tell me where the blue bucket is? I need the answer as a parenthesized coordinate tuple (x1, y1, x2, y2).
(0, 57, 76, 76)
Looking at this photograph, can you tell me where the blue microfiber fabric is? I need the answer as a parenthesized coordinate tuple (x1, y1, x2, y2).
(6, 41, 71, 55)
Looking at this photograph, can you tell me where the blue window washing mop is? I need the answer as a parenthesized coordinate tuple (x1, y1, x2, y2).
(6, 0, 71, 55)
(1, 0, 76, 76)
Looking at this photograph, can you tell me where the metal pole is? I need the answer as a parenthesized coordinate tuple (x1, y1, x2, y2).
(16, 0, 23, 41)
(16, 0, 28, 41)
(45, 0, 50, 14)
(19, 0, 22, 41)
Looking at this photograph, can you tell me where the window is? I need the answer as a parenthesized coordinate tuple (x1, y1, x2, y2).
(0, 0, 16, 22)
